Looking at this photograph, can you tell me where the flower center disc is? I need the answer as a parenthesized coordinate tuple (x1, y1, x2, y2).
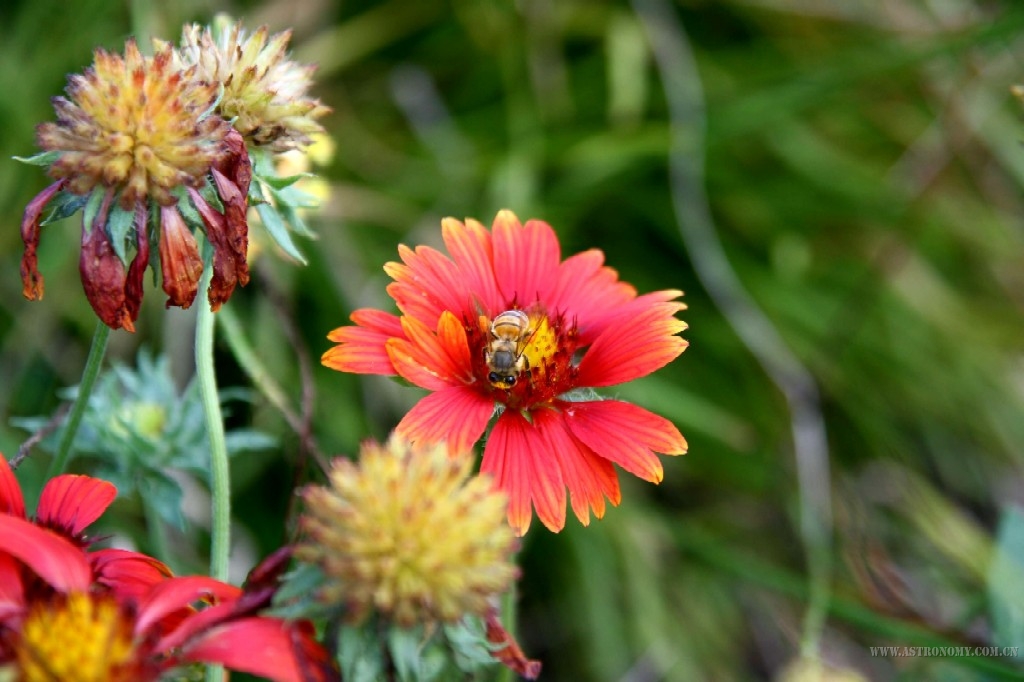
(472, 307, 578, 409)
(17, 593, 135, 682)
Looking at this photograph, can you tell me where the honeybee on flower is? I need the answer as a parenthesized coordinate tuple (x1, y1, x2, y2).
(323, 211, 688, 535)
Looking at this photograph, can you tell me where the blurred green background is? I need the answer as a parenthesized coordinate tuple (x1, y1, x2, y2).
(3, 0, 1024, 680)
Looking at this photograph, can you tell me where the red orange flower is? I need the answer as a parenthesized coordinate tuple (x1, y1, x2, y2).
(0, 457, 335, 681)
(322, 211, 688, 535)
(0, 456, 170, 604)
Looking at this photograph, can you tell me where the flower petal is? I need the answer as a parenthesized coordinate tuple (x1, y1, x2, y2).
(37, 474, 117, 537)
(79, 191, 134, 331)
(546, 249, 637, 343)
(20, 180, 65, 300)
(489, 409, 569, 532)
(0, 515, 92, 592)
(396, 387, 493, 454)
(481, 411, 536, 532)
(576, 297, 688, 387)
(385, 312, 474, 390)
(135, 575, 243, 636)
(182, 618, 337, 682)
(322, 309, 403, 375)
(564, 400, 686, 483)
(0, 553, 25, 620)
(384, 242, 472, 327)
(159, 204, 202, 308)
(491, 211, 560, 306)
(532, 409, 620, 526)
(442, 217, 502, 314)
(89, 547, 172, 603)
(0, 457, 26, 519)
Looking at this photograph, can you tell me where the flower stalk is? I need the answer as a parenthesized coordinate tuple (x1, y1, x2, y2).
(195, 264, 230, 584)
(46, 321, 111, 477)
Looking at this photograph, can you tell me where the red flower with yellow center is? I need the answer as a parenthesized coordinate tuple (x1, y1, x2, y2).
(0, 457, 335, 681)
(322, 211, 688, 535)
(0, 456, 170, 604)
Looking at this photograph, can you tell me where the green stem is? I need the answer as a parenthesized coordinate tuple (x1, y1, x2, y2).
(46, 322, 111, 477)
(196, 267, 230, 583)
(497, 580, 518, 682)
(196, 268, 229, 682)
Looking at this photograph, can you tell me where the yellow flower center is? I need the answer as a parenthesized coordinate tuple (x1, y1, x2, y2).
(17, 593, 136, 682)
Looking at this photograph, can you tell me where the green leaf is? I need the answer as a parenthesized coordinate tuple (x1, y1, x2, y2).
(81, 188, 106, 236)
(137, 471, 187, 531)
(105, 203, 138, 266)
(388, 627, 424, 682)
(256, 202, 307, 264)
(258, 172, 311, 191)
(13, 150, 60, 166)
(41, 191, 88, 225)
(988, 506, 1024, 659)
(338, 623, 385, 682)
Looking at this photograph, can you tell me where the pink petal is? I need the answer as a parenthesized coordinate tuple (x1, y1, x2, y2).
(576, 298, 688, 387)
(385, 312, 474, 390)
(0, 457, 26, 518)
(396, 387, 494, 454)
(0, 515, 92, 592)
(481, 413, 533, 536)
(501, 410, 567, 533)
(182, 618, 336, 682)
(442, 217, 503, 314)
(37, 474, 116, 537)
(384, 243, 472, 326)
(564, 400, 686, 483)
(546, 249, 637, 343)
(135, 575, 242, 636)
(532, 409, 621, 526)
(491, 211, 560, 307)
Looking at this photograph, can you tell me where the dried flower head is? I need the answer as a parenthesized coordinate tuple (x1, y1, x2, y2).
(175, 17, 331, 152)
(20, 38, 252, 331)
(296, 436, 518, 627)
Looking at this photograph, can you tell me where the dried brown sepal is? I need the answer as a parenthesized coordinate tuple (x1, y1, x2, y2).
(212, 128, 252, 289)
(484, 609, 541, 680)
(124, 203, 150, 323)
(79, 191, 133, 331)
(20, 180, 65, 300)
(158, 205, 202, 309)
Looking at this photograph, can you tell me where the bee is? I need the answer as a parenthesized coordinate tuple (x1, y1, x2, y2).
(484, 309, 536, 389)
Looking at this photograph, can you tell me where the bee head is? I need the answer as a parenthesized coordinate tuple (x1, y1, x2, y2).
(488, 372, 516, 389)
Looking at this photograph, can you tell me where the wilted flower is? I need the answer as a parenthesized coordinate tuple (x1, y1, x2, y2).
(296, 436, 518, 626)
(174, 17, 331, 152)
(20, 38, 251, 331)
(322, 211, 688, 535)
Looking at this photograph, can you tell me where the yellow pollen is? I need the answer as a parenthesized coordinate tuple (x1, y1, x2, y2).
(17, 593, 136, 682)
(521, 314, 557, 374)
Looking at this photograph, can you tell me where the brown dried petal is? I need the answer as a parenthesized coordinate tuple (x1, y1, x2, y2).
(158, 205, 203, 309)
(187, 187, 240, 311)
(20, 180, 65, 300)
(79, 191, 133, 331)
(485, 610, 541, 680)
